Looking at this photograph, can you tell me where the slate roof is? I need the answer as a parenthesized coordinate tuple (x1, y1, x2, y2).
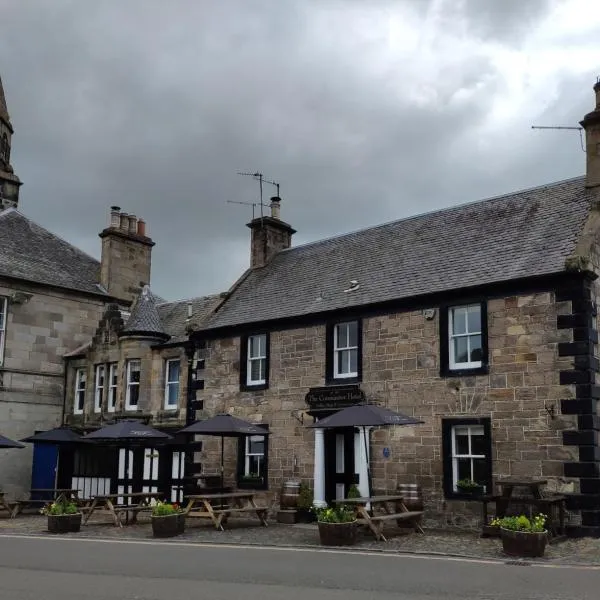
(157, 294, 223, 343)
(122, 286, 169, 339)
(206, 177, 593, 330)
(0, 208, 107, 296)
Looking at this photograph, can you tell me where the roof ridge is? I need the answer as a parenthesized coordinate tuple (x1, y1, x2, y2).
(280, 175, 586, 255)
(157, 292, 224, 307)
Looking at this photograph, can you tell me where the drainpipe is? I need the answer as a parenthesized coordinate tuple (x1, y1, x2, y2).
(61, 357, 69, 426)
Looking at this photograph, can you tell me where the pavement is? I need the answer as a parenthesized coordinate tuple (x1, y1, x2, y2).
(1, 513, 600, 566)
(0, 535, 599, 599)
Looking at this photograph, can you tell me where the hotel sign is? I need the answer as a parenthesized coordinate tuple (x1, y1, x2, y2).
(305, 385, 366, 411)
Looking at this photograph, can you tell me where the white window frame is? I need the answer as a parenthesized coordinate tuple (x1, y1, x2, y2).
(107, 363, 118, 413)
(125, 359, 141, 411)
(94, 364, 105, 413)
(333, 321, 358, 379)
(0, 296, 7, 366)
(164, 358, 180, 410)
(451, 424, 486, 492)
(448, 304, 482, 370)
(246, 334, 267, 386)
(244, 435, 266, 478)
(73, 368, 86, 415)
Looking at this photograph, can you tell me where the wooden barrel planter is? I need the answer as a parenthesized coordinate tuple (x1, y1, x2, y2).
(500, 528, 548, 558)
(317, 521, 358, 546)
(396, 483, 423, 528)
(151, 514, 185, 538)
(280, 481, 301, 510)
(47, 513, 82, 534)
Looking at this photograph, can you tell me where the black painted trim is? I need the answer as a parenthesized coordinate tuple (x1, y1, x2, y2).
(325, 318, 363, 385)
(441, 417, 493, 500)
(236, 424, 269, 490)
(439, 301, 489, 378)
(239, 332, 270, 392)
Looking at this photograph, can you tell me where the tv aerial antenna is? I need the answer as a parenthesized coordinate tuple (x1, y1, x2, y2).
(226, 171, 281, 219)
(531, 124, 585, 152)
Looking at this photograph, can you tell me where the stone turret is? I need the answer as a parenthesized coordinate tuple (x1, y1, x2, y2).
(0, 75, 22, 211)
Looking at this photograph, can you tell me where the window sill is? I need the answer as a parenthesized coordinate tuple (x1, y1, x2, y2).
(325, 375, 362, 386)
(237, 478, 268, 491)
(124, 406, 139, 411)
(444, 492, 486, 501)
(240, 383, 269, 392)
(440, 365, 489, 378)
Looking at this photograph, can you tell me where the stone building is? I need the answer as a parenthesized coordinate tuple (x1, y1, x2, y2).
(184, 81, 600, 537)
(0, 74, 155, 498)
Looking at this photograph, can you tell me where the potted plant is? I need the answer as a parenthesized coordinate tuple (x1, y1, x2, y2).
(491, 513, 548, 557)
(346, 484, 361, 500)
(296, 483, 316, 523)
(42, 500, 82, 534)
(456, 479, 484, 497)
(240, 473, 265, 488)
(315, 504, 358, 546)
(151, 501, 185, 538)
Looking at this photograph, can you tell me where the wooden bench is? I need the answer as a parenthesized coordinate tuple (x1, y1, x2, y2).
(11, 499, 49, 517)
(212, 506, 269, 528)
(359, 511, 424, 541)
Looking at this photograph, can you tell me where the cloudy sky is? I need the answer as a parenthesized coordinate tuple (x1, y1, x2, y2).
(1, 0, 599, 301)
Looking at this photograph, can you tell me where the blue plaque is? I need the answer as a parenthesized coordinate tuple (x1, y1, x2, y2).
(383, 447, 390, 458)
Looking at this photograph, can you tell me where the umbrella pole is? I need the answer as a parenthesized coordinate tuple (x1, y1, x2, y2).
(220, 435, 225, 509)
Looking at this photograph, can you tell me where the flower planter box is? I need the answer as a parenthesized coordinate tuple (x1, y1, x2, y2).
(457, 485, 484, 498)
(500, 528, 548, 558)
(151, 513, 185, 538)
(317, 520, 358, 546)
(47, 513, 82, 534)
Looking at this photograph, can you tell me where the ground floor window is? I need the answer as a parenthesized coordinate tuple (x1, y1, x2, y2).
(237, 426, 269, 490)
(442, 417, 492, 499)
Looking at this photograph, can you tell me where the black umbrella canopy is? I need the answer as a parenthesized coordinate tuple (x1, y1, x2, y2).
(309, 404, 424, 429)
(179, 414, 270, 437)
(21, 426, 87, 445)
(85, 420, 172, 442)
(0, 433, 25, 449)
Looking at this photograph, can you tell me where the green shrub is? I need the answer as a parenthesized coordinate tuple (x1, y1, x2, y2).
(41, 501, 78, 516)
(297, 483, 313, 510)
(152, 501, 183, 516)
(314, 505, 356, 523)
(491, 513, 546, 533)
(346, 484, 361, 499)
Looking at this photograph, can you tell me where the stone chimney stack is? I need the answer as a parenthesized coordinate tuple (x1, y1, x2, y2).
(580, 79, 600, 189)
(99, 206, 155, 304)
(246, 196, 296, 268)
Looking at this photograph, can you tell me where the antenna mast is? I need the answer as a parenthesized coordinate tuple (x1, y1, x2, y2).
(531, 125, 585, 152)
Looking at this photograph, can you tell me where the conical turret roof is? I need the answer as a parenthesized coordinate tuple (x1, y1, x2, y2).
(121, 285, 170, 341)
(0, 76, 12, 127)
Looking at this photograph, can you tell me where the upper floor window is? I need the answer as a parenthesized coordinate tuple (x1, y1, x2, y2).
(74, 368, 86, 415)
(441, 302, 488, 376)
(0, 296, 7, 366)
(164, 359, 180, 410)
(107, 363, 118, 413)
(442, 418, 492, 499)
(125, 359, 141, 410)
(326, 320, 362, 383)
(94, 365, 105, 413)
(240, 333, 269, 390)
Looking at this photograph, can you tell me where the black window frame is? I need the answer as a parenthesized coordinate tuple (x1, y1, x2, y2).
(440, 301, 489, 377)
(239, 332, 270, 391)
(236, 424, 269, 490)
(442, 417, 493, 500)
(325, 318, 363, 385)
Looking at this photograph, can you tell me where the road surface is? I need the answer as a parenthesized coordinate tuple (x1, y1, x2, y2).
(0, 535, 597, 599)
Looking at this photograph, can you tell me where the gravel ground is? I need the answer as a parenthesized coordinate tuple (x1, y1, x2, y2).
(1, 512, 599, 566)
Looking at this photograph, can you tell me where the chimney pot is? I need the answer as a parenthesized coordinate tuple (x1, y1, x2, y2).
(137, 219, 146, 237)
(119, 213, 129, 231)
(128, 215, 138, 234)
(110, 206, 121, 228)
(270, 196, 281, 220)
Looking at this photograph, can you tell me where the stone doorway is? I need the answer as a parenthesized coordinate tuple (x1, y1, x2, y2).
(324, 428, 357, 503)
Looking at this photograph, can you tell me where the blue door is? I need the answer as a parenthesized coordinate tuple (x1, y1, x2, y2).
(31, 443, 59, 500)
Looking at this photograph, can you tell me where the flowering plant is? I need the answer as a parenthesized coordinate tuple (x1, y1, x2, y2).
(490, 513, 547, 533)
(314, 504, 356, 524)
(151, 501, 183, 516)
(41, 500, 78, 516)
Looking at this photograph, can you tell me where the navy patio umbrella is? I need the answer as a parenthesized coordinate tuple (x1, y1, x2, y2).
(0, 433, 25, 449)
(309, 404, 424, 498)
(178, 414, 270, 493)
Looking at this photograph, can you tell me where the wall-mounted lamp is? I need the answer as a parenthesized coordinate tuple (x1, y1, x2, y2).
(545, 403, 556, 420)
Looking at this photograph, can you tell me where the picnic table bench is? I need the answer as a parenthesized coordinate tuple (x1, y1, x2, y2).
(81, 491, 163, 527)
(11, 488, 81, 517)
(0, 492, 18, 518)
(184, 491, 269, 531)
(334, 495, 424, 542)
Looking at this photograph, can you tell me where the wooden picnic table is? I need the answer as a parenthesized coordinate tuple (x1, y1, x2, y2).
(81, 491, 163, 528)
(334, 495, 425, 542)
(0, 491, 16, 517)
(184, 491, 269, 531)
(11, 488, 81, 517)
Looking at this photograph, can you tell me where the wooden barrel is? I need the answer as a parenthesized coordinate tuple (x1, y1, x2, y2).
(280, 480, 301, 510)
(396, 483, 423, 528)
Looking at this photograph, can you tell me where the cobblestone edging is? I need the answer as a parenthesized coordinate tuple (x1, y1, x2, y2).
(1, 515, 600, 566)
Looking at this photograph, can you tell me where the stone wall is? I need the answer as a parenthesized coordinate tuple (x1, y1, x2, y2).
(198, 289, 579, 529)
(0, 279, 106, 498)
